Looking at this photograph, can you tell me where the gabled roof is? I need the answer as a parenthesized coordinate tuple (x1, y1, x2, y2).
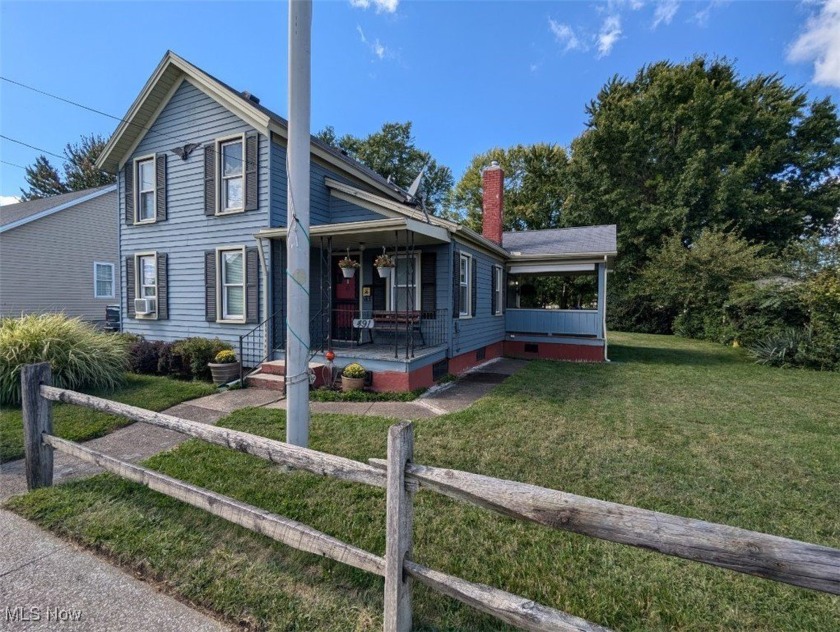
(0, 185, 116, 233)
(503, 225, 617, 258)
(96, 51, 407, 202)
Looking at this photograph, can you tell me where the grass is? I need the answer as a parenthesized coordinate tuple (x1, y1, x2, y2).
(309, 387, 426, 402)
(0, 374, 215, 463)
(6, 333, 840, 630)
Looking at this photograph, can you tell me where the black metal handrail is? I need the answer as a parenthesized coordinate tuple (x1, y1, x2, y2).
(238, 311, 278, 385)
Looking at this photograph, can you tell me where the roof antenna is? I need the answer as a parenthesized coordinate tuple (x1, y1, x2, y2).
(406, 162, 431, 223)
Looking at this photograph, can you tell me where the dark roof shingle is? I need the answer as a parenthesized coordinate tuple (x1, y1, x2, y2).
(502, 225, 617, 256)
(0, 185, 115, 228)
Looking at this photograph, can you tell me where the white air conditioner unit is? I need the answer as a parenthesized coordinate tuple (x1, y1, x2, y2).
(134, 297, 156, 315)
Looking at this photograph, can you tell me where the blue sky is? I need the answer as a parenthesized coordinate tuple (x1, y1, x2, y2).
(1, 0, 838, 204)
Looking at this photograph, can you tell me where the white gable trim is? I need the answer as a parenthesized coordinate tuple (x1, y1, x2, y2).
(0, 186, 117, 234)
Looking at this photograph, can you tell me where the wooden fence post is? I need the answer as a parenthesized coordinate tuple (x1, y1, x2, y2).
(384, 421, 414, 632)
(22, 362, 53, 490)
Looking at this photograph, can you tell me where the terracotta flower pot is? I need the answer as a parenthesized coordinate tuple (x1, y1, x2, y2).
(209, 361, 240, 386)
(341, 375, 365, 392)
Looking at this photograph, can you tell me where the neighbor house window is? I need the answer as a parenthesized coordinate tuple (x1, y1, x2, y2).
(94, 262, 114, 299)
(220, 138, 244, 213)
(494, 265, 503, 315)
(219, 248, 245, 320)
(136, 157, 156, 222)
(137, 254, 157, 299)
(391, 253, 421, 311)
(459, 253, 471, 317)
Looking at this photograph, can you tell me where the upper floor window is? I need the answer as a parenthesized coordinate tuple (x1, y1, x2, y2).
(94, 262, 114, 299)
(459, 253, 471, 317)
(220, 139, 244, 213)
(136, 158, 155, 222)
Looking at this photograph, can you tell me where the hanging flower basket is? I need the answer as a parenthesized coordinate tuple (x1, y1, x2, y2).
(338, 257, 359, 278)
(374, 253, 395, 278)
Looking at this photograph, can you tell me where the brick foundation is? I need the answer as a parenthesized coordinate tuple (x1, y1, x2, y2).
(503, 340, 605, 362)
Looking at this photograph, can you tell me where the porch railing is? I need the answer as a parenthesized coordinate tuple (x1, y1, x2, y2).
(317, 308, 449, 359)
(238, 312, 277, 384)
(505, 308, 602, 338)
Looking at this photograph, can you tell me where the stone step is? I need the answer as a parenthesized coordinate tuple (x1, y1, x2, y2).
(255, 361, 330, 387)
(245, 373, 286, 392)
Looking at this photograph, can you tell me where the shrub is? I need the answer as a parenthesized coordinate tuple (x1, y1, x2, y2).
(724, 278, 807, 347)
(748, 328, 813, 368)
(342, 363, 366, 379)
(214, 349, 237, 364)
(0, 314, 129, 405)
(127, 337, 165, 374)
(157, 342, 188, 379)
(172, 338, 233, 381)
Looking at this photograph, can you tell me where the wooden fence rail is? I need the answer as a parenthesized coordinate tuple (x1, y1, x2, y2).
(20, 363, 840, 632)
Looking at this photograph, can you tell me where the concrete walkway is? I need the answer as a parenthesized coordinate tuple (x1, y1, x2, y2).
(0, 357, 526, 630)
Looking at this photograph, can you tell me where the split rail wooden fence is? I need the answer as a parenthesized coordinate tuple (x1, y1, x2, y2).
(21, 363, 840, 632)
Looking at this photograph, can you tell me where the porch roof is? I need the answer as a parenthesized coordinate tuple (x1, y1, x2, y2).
(503, 225, 617, 259)
(255, 217, 450, 249)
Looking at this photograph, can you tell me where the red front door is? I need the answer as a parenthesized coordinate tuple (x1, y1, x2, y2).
(333, 256, 358, 340)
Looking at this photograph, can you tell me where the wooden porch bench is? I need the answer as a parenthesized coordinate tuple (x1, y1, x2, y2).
(371, 310, 425, 346)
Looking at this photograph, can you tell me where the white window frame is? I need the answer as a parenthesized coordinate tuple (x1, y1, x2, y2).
(93, 262, 115, 299)
(388, 252, 422, 312)
(216, 246, 247, 324)
(134, 251, 158, 319)
(134, 155, 156, 224)
(494, 265, 504, 316)
(216, 134, 245, 216)
(459, 253, 472, 318)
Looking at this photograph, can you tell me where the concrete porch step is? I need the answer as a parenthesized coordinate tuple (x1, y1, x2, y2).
(245, 373, 286, 392)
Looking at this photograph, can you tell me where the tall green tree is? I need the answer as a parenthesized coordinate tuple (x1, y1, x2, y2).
(451, 144, 569, 232)
(563, 58, 840, 331)
(316, 122, 453, 214)
(19, 133, 114, 200)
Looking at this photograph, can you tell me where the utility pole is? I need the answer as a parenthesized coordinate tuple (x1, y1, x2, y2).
(286, 0, 312, 447)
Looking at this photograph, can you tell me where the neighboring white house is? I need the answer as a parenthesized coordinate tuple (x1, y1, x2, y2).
(0, 185, 119, 326)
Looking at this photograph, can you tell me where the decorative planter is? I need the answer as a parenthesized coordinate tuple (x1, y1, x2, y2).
(341, 267, 357, 279)
(377, 266, 392, 279)
(209, 361, 240, 386)
(341, 375, 365, 392)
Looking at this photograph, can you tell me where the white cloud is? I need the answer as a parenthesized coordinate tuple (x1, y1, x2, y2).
(372, 39, 387, 60)
(357, 24, 390, 61)
(0, 195, 19, 206)
(548, 18, 584, 52)
(597, 15, 622, 57)
(693, 0, 727, 27)
(652, 0, 680, 29)
(349, 0, 398, 14)
(788, 0, 840, 88)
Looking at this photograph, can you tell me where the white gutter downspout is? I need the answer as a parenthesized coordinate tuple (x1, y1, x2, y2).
(602, 256, 609, 362)
(255, 235, 271, 361)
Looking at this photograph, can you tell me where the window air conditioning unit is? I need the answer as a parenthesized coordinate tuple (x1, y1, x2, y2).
(134, 298, 156, 315)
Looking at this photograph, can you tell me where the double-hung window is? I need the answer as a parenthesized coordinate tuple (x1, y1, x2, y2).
(138, 255, 157, 300)
(459, 253, 471, 317)
(391, 254, 421, 311)
(494, 265, 504, 315)
(136, 158, 155, 222)
(220, 248, 245, 321)
(94, 262, 114, 299)
(220, 139, 244, 213)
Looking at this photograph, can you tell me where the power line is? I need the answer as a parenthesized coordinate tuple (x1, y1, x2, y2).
(1, 160, 27, 170)
(0, 134, 66, 161)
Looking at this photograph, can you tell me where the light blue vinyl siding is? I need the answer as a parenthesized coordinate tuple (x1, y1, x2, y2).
(330, 197, 386, 224)
(120, 79, 269, 346)
(451, 241, 507, 356)
(504, 310, 601, 337)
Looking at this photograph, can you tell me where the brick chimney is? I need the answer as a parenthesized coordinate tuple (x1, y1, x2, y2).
(482, 161, 504, 245)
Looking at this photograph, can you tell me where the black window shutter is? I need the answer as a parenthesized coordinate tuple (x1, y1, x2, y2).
(125, 257, 136, 318)
(452, 249, 460, 319)
(204, 145, 216, 216)
(372, 260, 386, 311)
(502, 269, 508, 313)
(124, 163, 134, 225)
(244, 132, 259, 211)
(421, 251, 436, 317)
(491, 265, 497, 315)
(156, 253, 168, 320)
(246, 247, 259, 323)
(471, 258, 477, 317)
(155, 153, 167, 221)
(205, 250, 217, 321)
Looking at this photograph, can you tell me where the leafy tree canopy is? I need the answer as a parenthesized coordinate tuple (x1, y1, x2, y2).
(316, 122, 453, 214)
(451, 143, 569, 232)
(20, 134, 115, 201)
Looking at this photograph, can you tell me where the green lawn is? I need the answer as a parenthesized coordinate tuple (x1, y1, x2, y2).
(0, 374, 215, 463)
(6, 333, 840, 630)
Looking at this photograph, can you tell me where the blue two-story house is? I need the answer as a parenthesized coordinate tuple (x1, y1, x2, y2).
(97, 52, 617, 392)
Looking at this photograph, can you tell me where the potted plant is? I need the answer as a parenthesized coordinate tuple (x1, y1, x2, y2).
(374, 253, 395, 278)
(208, 349, 240, 385)
(338, 256, 359, 279)
(341, 362, 366, 391)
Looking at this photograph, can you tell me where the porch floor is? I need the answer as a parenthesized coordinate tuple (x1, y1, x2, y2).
(321, 342, 448, 362)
